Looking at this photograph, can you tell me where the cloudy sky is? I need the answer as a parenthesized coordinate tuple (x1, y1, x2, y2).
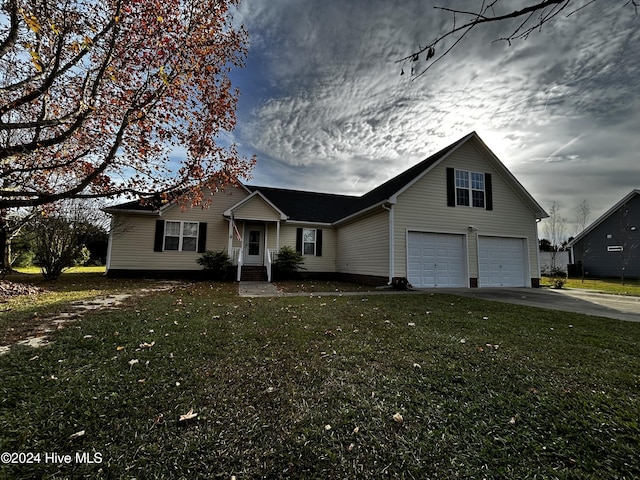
(228, 0, 639, 236)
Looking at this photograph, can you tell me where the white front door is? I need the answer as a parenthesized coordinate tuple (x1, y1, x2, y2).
(244, 226, 264, 265)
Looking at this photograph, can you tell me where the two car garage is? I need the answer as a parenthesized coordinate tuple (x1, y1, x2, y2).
(407, 231, 528, 288)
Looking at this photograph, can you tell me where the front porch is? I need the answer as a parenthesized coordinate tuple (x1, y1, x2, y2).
(224, 190, 288, 282)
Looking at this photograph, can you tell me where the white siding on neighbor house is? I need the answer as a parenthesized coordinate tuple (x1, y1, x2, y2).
(336, 209, 389, 278)
(393, 141, 539, 284)
(278, 224, 337, 272)
(108, 186, 248, 270)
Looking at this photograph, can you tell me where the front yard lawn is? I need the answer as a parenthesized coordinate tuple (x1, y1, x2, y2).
(1, 280, 639, 479)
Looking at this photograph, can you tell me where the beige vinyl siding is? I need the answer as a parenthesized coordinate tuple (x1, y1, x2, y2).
(393, 141, 539, 282)
(108, 186, 248, 270)
(233, 196, 282, 221)
(336, 209, 389, 277)
(278, 224, 337, 272)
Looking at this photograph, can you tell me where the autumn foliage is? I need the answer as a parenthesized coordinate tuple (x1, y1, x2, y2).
(0, 0, 255, 209)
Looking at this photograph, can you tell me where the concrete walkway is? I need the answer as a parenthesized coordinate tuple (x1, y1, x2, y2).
(238, 281, 283, 297)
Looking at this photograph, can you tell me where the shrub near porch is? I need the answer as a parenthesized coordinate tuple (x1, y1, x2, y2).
(0, 282, 639, 479)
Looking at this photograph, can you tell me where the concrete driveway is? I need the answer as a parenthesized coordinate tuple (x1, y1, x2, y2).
(442, 287, 640, 322)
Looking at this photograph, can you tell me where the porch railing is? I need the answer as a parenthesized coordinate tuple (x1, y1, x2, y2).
(266, 249, 278, 282)
(231, 247, 243, 282)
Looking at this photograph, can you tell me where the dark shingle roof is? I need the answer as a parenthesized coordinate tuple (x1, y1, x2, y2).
(245, 186, 359, 223)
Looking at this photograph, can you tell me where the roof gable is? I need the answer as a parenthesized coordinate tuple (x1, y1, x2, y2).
(224, 190, 288, 221)
(568, 189, 640, 246)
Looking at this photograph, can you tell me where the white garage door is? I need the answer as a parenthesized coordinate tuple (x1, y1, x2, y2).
(478, 236, 527, 287)
(407, 232, 466, 287)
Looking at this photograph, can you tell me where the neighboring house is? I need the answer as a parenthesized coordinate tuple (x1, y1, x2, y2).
(568, 190, 640, 279)
(104, 132, 548, 287)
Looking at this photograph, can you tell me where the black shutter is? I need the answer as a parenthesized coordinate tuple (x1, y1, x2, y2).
(316, 229, 322, 256)
(485, 173, 493, 211)
(296, 228, 303, 253)
(197, 222, 207, 253)
(446, 168, 456, 207)
(154, 220, 165, 252)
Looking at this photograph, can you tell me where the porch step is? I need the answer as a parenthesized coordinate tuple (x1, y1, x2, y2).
(241, 266, 268, 282)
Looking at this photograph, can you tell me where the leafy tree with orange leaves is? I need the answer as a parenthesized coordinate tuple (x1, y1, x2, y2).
(0, 0, 255, 210)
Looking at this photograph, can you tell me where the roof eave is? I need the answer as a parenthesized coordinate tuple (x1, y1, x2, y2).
(102, 207, 160, 216)
(333, 200, 391, 226)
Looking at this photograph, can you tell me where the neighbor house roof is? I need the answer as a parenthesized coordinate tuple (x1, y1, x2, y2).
(567, 189, 640, 247)
(104, 131, 547, 222)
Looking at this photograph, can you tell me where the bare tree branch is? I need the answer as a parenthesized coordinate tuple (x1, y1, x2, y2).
(399, 0, 636, 79)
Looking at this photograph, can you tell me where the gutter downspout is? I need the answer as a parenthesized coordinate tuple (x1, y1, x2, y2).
(105, 217, 114, 273)
(382, 203, 395, 284)
(535, 218, 542, 285)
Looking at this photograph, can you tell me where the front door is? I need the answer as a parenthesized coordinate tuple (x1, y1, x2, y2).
(244, 226, 264, 265)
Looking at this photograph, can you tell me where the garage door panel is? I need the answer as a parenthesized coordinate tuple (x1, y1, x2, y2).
(407, 232, 466, 288)
(478, 237, 526, 287)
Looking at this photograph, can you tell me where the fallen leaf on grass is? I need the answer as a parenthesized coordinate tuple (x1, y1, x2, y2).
(116, 346, 125, 351)
(69, 430, 85, 440)
(139, 341, 155, 349)
(392, 413, 403, 423)
(353, 426, 360, 434)
(179, 409, 197, 422)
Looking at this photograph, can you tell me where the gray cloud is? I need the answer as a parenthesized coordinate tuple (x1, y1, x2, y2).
(235, 0, 640, 232)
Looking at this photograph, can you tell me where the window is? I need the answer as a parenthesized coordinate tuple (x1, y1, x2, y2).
(455, 170, 485, 208)
(303, 228, 316, 255)
(164, 221, 198, 251)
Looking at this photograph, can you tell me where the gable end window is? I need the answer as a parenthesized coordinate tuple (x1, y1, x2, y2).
(154, 220, 207, 252)
(447, 169, 493, 210)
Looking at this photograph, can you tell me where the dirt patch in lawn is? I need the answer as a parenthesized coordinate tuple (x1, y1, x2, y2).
(0, 281, 183, 356)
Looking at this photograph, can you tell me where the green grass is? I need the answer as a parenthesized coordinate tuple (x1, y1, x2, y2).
(0, 270, 165, 345)
(12, 266, 107, 275)
(541, 276, 640, 296)
(1, 279, 639, 479)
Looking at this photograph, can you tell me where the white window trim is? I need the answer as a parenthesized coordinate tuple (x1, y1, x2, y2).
(455, 169, 486, 208)
(164, 220, 199, 252)
(302, 228, 316, 256)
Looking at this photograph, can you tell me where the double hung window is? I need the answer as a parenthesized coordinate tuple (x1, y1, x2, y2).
(455, 170, 485, 208)
(164, 221, 199, 251)
(302, 228, 316, 255)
